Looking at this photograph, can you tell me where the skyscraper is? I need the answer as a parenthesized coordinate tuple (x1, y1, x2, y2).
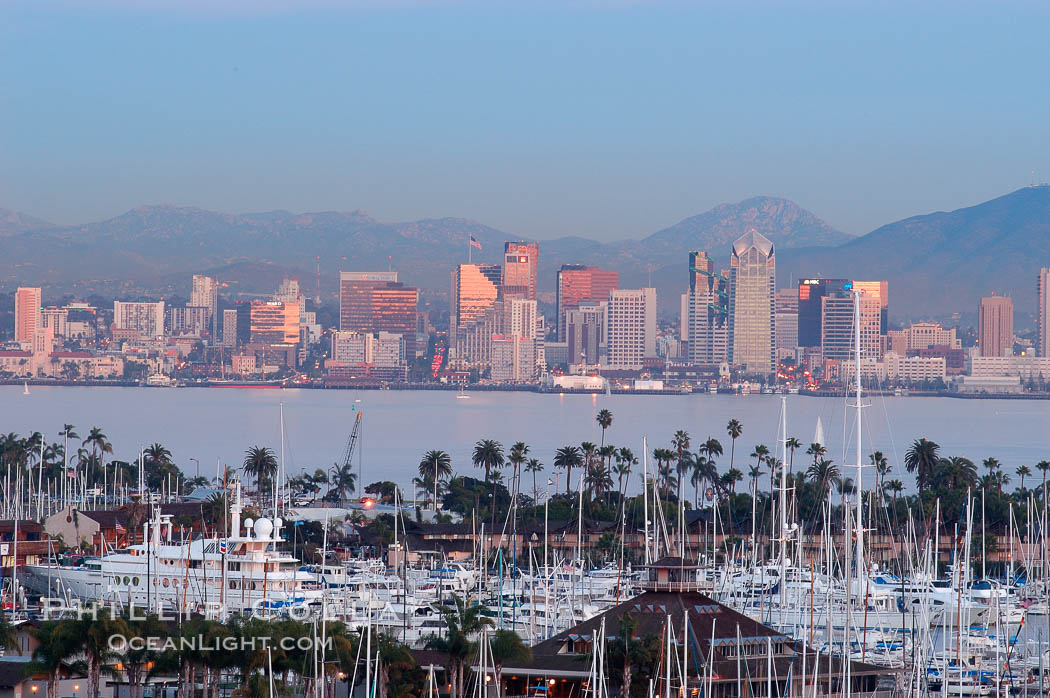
(276, 277, 306, 315)
(821, 292, 882, 362)
(566, 302, 606, 365)
(502, 242, 539, 300)
(450, 264, 502, 358)
(605, 288, 656, 369)
(685, 251, 729, 364)
(339, 272, 419, 356)
(1039, 269, 1050, 356)
(978, 295, 1014, 357)
(555, 265, 619, 340)
(728, 231, 776, 374)
(14, 287, 41, 344)
(190, 275, 218, 336)
(797, 278, 849, 347)
(774, 289, 799, 360)
(851, 280, 889, 333)
(113, 301, 165, 338)
(249, 301, 300, 345)
(221, 309, 238, 349)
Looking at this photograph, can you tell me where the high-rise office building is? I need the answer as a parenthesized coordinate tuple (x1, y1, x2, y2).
(774, 289, 799, 360)
(450, 264, 501, 357)
(728, 231, 776, 374)
(276, 277, 306, 316)
(1039, 269, 1050, 356)
(190, 275, 219, 335)
(685, 251, 729, 365)
(606, 288, 656, 369)
(166, 306, 210, 336)
(113, 301, 165, 338)
(821, 292, 882, 362)
(330, 330, 405, 367)
(797, 278, 849, 347)
(555, 265, 619, 340)
(14, 287, 41, 344)
(249, 301, 300, 345)
(566, 302, 606, 365)
(978, 295, 1014, 358)
(851, 280, 889, 334)
(491, 335, 536, 381)
(221, 309, 239, 349)
(339, 272, 419, 356)
(502, 242, 539, 300)
(503, 297, 538, 340)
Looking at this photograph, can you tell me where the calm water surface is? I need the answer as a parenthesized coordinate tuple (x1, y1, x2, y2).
(1, 386, 1048, 494)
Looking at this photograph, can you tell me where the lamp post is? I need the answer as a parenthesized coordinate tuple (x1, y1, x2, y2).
(189, 458, 199, 481)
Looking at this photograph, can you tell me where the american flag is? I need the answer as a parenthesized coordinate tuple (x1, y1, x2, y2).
(469, 235, 482, 250)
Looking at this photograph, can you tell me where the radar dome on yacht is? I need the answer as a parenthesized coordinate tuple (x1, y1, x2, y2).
(243, 518, 254, 536)
(254, 518, 274, 539)
(274, 517, 283, 529)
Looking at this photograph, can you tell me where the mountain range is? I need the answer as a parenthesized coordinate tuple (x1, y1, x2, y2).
(2, 186, 1048, 322)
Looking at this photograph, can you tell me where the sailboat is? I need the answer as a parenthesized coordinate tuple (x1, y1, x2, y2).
(23, 381, 29, 395)
(456, 386, 470, 399)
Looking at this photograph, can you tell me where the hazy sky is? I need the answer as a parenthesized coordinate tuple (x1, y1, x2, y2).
(2, 1, 1048, 240)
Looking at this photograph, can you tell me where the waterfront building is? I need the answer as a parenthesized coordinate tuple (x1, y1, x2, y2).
(190, 274, 219, 335)
(605, 288, 656, 369)
(565, 301, 606, 365)
(685, 251, 729, 365)
(1039, 268, 1050, 356)
(221, 309, 238, 349)
(330, 330, 405, 367)
(501, 241, 539, 300)
(851, 279, 889, 332)
(113, 301, 165, 339)
(14, 286, 41, 344)
(249, 301, 299, 345)
(969, 354, 1050, 379)
(231, 353, 257, 376)
(450, 264, 501, 358)
(339, 272, 419, 357)
(728, 231, 776, 374)
(555, 265, 619, 340)
(885, 352, 947, 382)
(978, 295, 1014, 357)
(821, 292, 882, 362)
(40, 307, 68, 339)
(797, 278, 849, 348)
(490, 334, 536, 381)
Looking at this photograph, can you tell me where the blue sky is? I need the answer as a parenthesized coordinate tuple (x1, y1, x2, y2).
(1, 1, 1048, 240)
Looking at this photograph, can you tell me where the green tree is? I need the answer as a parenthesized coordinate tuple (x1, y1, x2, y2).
(524, 458, 544, 502)
(905, 438, 940, 492)
(424, 596, 491, 698)
(419, 449, 452, 508)
(487, 629, 532, 689)
(553, 445, 582, 494)
(596, 408, 613, 446)
(242, 445, 279, 507)
(726, 419, 743, 472)
(1017, 464, 1032, 491)
(25, 620, 83, 698)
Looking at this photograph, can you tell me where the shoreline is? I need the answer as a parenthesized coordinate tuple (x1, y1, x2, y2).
(4, 378, 1049, 399)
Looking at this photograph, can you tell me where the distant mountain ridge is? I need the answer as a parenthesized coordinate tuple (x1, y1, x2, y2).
(3, 187, 1048, 321)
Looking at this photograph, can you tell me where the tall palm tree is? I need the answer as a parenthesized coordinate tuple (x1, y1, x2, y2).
(905, 438, 940, 493)
(26, 621, 83, 698)
(785, 437, 801, 476)
(671, 431, 691, 505)
(419, 450, 452, 509)
(596, 408, 613, 446)
(508, 442, 529, 500)
(328, 462, 357, 502)
(553, 445, 582, 494)
(488, 628, 532, 689)
(82, 426, 111, 468)
(524, 458, 544, 502)
(885, 479, 904, 509)
(1017, 464, 1032, 491)
(748, 464, 763, 498)
(424, 596, 491, 698)
(940, 456, 978, 490)
(1037, 460, 1050, 501)
(76, 614, 124, 698)
(242, 446, 278, 507)
(726, 419, 743, 471)
(615, 447, 635, 499)
(806, 442, 827, 467)
(472, 439, 505, 483)
(869, 451, 890, 500)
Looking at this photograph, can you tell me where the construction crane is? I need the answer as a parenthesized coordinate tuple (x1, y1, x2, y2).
(328, 410, 363, 503)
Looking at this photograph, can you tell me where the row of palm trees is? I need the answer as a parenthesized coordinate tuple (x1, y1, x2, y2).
(0, 596, 527, 698)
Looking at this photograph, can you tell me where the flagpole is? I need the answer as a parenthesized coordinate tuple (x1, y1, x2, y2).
(468, 234, 472, 264)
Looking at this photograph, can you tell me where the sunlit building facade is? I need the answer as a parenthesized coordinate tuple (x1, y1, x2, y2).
(249, 301, 299, 345)
(339, 272, 419, 356)
(450, 264, 501, 358)
(978, 295, 1014, 358)
(502, 242, 539, 300)
(555, 265, 619, 341)
(14, 287, 41, 344)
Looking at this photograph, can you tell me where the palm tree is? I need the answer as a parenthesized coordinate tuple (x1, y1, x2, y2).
(553, 445, 582, 494)
(585, 462, 613, 503)
(1017, 464, 1032, 491)
(724, 467, 743, 494)
(671, 431, 691, 505)
(905, 438, 940, 492)
(76, 613, 124, 698)
(806, 442, 826, 467)
(726, 419, 743, 471)
(419, 450, 452, 509)
(885, 479, 905, 509)
(941, 456, 979, 490)
(328, 461, 357, 503)
(807, 458, 840, 500)
(472, 439, 505, 483)
(507, 442, 529, 501)
(785, 437, 801, 476)
(26, 621, 82, 698)
(424, 596, 490, 698)
(869, 451, 890, 500)
(596, 408, 613, 446)
(82, 426, 112, 473)
(748, 464, 763, 497)
(1038, 460, 1050, 501)
(242, 446, 278, 507)
(488, 628, 532, 689)
(524, 458, 544, 502)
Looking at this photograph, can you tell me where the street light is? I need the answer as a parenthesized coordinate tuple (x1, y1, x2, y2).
(189, 458, 199, 480)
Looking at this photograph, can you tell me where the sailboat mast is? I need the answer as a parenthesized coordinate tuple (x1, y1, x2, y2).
(853, 287, 865, 580)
